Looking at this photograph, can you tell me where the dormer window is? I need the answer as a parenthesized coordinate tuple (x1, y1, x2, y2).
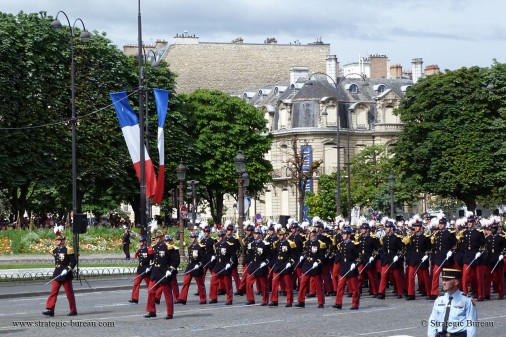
(400, 85, 412, 93)
(374, 84, 387, 93)
(345, 83, 359, 94)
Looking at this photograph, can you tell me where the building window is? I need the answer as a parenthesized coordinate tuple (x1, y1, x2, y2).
(347, 83, 359, 94)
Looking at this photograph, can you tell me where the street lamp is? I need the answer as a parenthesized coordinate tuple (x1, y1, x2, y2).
(51, 11, 90, 267)
(388, 174, 395, 218)
(187, 180, 199, 230)
(308, 72, 366, 220)
(234, 150, 246, 237)
(176, 161, 186, 256)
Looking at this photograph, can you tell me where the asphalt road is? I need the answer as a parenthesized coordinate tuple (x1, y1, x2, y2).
(0, 276, 504, 337)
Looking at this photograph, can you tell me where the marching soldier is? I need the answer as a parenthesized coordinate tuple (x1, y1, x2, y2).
(377, 221, 404, 299)
(460, 216, 486, 300)
(269, 228, 297, 307)
(484, 222, 506, 300)
(209, 230, 234, 305)
(177, 232, 207, 305)
(129, 235, 154, 304)
(42, 227, 77, 317)
(235, 224, 255, 296)
(200, 226, 215, 278)
(295, 228, 326, 308)
(288, 221, 304, 291)
(245, 228, 271, 305)
(225, 223, 242, 292)
(144, 230, 180, 319)
(155, 235, 180, 304)
(357, 222, 380, 297)
(315, 222, 333, 296)
(405, 220, 431, 300)
(333, 227, 360, 310)
(429, 217, 457, 300)
(265, 224, 280, 291)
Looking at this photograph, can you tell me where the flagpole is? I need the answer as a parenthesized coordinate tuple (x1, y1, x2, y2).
(137, 0, 147, 235)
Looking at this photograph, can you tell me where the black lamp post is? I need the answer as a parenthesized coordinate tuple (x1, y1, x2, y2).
(187, 180, 199, 229)
(388, 174, 395, 218)
(234, 150, 246, 237)
(51, 11, 90, 268)
(176, 161, 186, 256)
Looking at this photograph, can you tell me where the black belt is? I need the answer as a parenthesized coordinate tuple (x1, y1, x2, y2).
(437, 331, 466, 337)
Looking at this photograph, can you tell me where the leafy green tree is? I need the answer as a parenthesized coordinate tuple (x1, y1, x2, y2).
(393, 64, 506, 211)
(0, 11, 180, 225)
(181, 89, 272, 224)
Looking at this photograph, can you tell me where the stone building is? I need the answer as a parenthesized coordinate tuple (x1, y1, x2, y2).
(224, 61, 414, 224)
(123, 33, 330, 94)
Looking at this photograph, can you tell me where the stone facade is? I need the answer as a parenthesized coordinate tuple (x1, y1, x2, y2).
(124, 35, 330, 94)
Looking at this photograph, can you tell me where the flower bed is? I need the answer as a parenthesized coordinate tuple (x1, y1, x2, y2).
(0, 226, 192, 254)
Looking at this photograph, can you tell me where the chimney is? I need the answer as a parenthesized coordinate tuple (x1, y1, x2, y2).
(424, 65, 440, 76)
(369, 54, 388, 79)
(174, 32, 199, 45)
(325, 55, 338, 84)
(155, 39, 168, 48)
(389, 64, 403, 79)
(411, 58, 423, 83)
(289, 66, 309, 87)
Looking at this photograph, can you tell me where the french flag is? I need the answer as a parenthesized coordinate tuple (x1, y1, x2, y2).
(110, 91, 157, 198)
(153, 89, 169, 204)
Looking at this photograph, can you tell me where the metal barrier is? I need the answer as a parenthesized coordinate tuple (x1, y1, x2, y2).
(0, 267, 137, 283)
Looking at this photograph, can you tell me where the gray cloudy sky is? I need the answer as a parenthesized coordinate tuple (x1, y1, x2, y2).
(3, 0, 505, 70)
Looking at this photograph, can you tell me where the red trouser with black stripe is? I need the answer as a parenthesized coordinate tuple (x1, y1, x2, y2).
(46, 279, 77, 313)
(146, 280, 173, 316)
(131, 274, 150, 301)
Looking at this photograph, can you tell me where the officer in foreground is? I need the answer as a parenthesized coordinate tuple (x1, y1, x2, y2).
(427, 268, 476, 337)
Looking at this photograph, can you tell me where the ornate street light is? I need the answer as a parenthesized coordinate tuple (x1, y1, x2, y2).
(234, 150, 247, 234)
(388, 174, 395, 218)
(176, 161, 186, 256)
(51, 11, 90, 272)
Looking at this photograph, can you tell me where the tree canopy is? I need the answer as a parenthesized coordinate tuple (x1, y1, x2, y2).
(180, 89, 272, 224)
(392, 63, 506, 211)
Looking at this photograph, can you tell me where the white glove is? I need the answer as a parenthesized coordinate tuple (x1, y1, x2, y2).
(499, 254, 504, 261)
(225, 263, 231, 270)
(165, 270, 172, 277)
(312, 262, 319, 268)
(145, 267, 151, 273)
(60, 269, 68, 276)
(211, 255, 216, 262)
(193, 264, 200, 270)
(421, 255, 428, 262)
(350, 263, 356, 271)
(260, 262, 267, 268)
(299, 256, 304, 262)
(392, 255, 399, 263)
(475, 252, 482, 259)
(286, 262, 292, 269)
(368, 256, 375, 263)
(446, 250, 453, 258)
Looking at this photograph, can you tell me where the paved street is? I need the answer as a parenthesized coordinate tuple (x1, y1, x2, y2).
(0, 275, 504, 337)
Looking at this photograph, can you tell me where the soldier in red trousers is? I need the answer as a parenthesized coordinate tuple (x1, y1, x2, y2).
(42, 226, 77, 317)
(129, 235, 154, 303)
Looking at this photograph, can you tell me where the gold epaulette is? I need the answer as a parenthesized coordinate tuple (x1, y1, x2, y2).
(318, 240, 327, 249)
(353, 240, 360, 245)
(227, 241, 235, 246)
(287, 239, 297, 249)
(265, 234, 271, 241)
(199, 243, 206, 248)
(165, 243, 175, 250)
(67, 247, 74, 255)
(395, 233, 404, 240)
(402, 235, 411, 245)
